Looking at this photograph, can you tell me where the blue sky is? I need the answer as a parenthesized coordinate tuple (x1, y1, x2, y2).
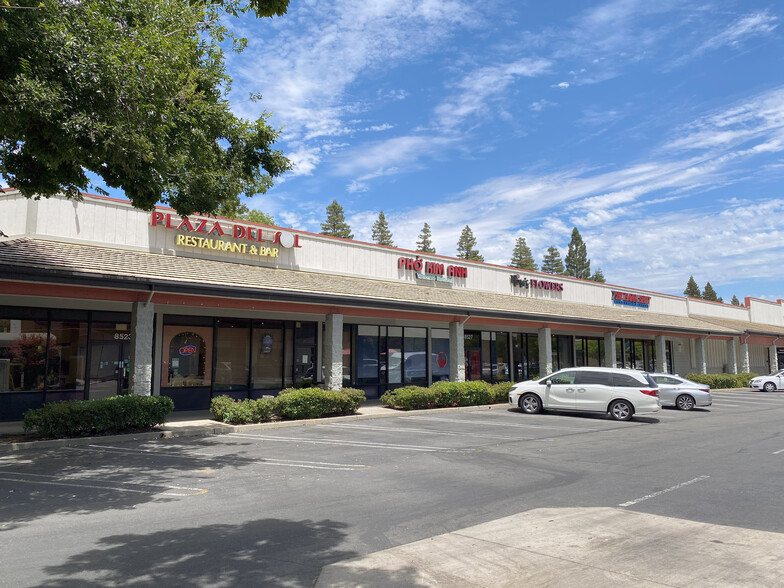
(109, 1, 784, 301)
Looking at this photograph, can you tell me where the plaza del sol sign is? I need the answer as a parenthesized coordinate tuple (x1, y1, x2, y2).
(151, 211, 302, 258)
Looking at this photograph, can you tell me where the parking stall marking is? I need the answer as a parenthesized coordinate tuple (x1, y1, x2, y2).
(618, 475, 710, 507)
(64, 445, 368, 471)
(406, 415, 601, 432)
(320, 422, 531, 441)
(228, 432, 473, 453)
(0, 470, 207, 496)
(773, 448, 784, 455)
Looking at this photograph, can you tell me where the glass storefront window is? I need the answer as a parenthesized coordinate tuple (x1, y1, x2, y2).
(403, 327, 427, 385)
(252, 320, 284, 389)
(528, 335, 539, 380)
(214, 319, 250, 391)
(0, 319, 49, 392)
(481, 331, 492, 381)
(494, 332, 510, 382)
(342, 325, 352, 386)
(576, 337, 603, 367)
(431, 329, 450, 382)
(387, 326, 402, 384)
(89, 321, 131, 399)
(162, 324, 213, 388)
(464, 331, 481, 381)
(293, 322, 317, 384)
(47, 320, 88, 390)
(551, 335, 574, 371)
(354, 325, 380, 385)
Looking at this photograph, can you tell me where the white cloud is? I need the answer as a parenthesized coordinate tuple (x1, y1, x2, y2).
(555, 81, 570, 89)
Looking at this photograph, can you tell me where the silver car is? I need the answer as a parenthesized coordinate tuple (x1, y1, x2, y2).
(650, 373, 712, 410)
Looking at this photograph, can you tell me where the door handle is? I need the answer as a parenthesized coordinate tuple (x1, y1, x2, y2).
(576, 388, 586, 393)
(566, 387, 575, 392)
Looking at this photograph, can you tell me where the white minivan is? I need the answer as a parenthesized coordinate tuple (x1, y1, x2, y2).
(508, 367, 661, 421)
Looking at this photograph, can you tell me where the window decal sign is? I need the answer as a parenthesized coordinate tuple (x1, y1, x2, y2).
(611, 291, 651, 309)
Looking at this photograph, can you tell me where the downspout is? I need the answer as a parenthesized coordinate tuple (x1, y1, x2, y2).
(146, 284, 155, 304)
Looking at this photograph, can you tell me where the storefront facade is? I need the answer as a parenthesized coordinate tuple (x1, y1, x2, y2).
(1, 190, 783, 420)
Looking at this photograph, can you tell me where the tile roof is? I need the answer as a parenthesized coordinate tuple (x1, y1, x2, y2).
(0, 238, 742, 335)
(691, 315, 784, 337)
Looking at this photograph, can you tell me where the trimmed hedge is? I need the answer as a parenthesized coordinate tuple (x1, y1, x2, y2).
(23, 395, 174, 439)
(210, 387, 366, 424)
(684, 372, 757, 389)
(490, 382, 513, 404)
(381, 381, 495, 410)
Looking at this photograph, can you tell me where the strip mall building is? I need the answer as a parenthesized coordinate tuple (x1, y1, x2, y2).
(1, 190, 783, 420)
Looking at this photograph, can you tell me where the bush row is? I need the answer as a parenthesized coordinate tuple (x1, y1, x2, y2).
(210, 387, 366, 424)
(381, 381, 511, 411)
(23, 395, 175, 439)
(683, 373, 757, 389)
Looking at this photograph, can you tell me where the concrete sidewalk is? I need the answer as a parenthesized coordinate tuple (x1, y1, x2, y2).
(315, 507, 784, 587)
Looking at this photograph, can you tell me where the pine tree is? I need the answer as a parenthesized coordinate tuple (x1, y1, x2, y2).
(416, 223, 436, 254)
(456, 225, 484, 261)
(684, 276, 701, 298)
(731, 295, 741, 306)
(703, 282, 719, 302)
(541, 246, 565, 275)
(320, 200, 353, 239)
(590, 268, 606, 283)
(510, 237, 538, 270)
(371, 211, 394, 246)
(564, 227, 591, 279)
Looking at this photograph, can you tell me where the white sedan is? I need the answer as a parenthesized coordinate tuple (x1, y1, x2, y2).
(750, 370, 784, 393)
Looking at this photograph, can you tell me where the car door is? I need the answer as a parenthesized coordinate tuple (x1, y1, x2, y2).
(653, 375, 680, 404)
(574, 370, 612, 411)
(544, 370, 577, 409)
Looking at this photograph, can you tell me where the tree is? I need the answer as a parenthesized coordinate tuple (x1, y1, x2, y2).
(564, 227, 591, 279)
(590, 268, 606, 283)
(731, 295, 741, 306)
(541, 246, 565, 275)
(371, 211, 394, 246)
(510, 237, 538, 271)
(321, 200, 353, 239)
(456, 225, 483, 261)
(416, 223, 436, 254)
(0, 0, 291, 217)
(218, 200, 275, 225)
(702, 282, 719, 302)
(684, 276, 701, 298)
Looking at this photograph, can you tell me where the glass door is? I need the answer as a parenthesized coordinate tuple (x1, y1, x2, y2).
(89, 340, 129, 399)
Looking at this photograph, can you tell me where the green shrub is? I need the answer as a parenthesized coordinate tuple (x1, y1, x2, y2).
(454, 381, 493, 406)
(381, 386, 436, 410)
(490, 382, 513, 403)
(210, 396, 276, 425)
(429, 381, 461, 406)
(23, 395, 174, 439)
(274, 388, 359, 419)
(684, 372, 758, 389)
(210, 395, 236, 422)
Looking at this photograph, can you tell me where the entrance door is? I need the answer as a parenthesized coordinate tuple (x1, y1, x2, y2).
(464, 331, 481, 381)
(89, 341, 129, 399)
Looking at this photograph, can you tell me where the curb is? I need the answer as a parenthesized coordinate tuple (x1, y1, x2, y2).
(0, 403, 508, 454)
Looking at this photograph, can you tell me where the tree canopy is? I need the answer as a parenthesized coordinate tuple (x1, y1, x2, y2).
(731, 295, 741, 306)
(371, 211, 394, 246)
(702, 282, 720, 302)
(321, 200, 353, 239)
(564, 227, 591, 279)
(416, 222, 436, 254)
(456, 225, 483, 261)
(590, 268, 606, 283)
(510, 237, 537, 271)
(541, 246, 565, 275)
(684, 276, 701, 298)
(0, 0, 291, 217)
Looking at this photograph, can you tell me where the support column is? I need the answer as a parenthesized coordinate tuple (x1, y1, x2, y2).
(449, 321, 465, 382)
(727, 338, 738, 375)
(695, 338, 707, 375)
(603, 332, 617, 368)
(770, 345, 779, 373)
(538, 327, 553, 376)
(129, 302, 154, 396)
(740, 340, 750, 373)
(323, 314, 343, 391)
(655, 335, 667, 373)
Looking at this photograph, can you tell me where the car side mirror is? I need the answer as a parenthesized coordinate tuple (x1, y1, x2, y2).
(545, 379, 552, 386)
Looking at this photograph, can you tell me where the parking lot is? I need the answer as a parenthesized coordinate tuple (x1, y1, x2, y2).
(3, 389, 784, 586)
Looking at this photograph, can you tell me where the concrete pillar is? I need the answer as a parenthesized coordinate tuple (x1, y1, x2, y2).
(695, 338, 707, 375)
(538, 327, 553, 375)
(769, 345, 779, 373)
(727, 338, 738, 374)
(740, 340, 750, 373)
(129, 302, 154, 396)
(449, 321, 465, 382)
(323, 314, 343, 390)
(603, 332, 617, 368)
(654, 335, 667, 373)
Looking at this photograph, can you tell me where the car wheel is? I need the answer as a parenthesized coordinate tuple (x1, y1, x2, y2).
(763, 382, 777, 393)
(519, 393, 542, 414)
(609, 400, 633, 421)
(676, 394, 695, 411)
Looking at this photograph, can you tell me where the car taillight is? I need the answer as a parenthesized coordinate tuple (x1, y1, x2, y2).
(700, 388, 709, 393)
(640, 389, 658, 397)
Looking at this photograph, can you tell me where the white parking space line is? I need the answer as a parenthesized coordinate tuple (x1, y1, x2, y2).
(772, 448, 784, 455)
(228, 433, 472, 452)
(618, 475, 710, 507)
(407, 415, 599, 432)
(321, 422, 530, 441)
(0, 471, 207, 496)
(66, 445, 367, 471)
